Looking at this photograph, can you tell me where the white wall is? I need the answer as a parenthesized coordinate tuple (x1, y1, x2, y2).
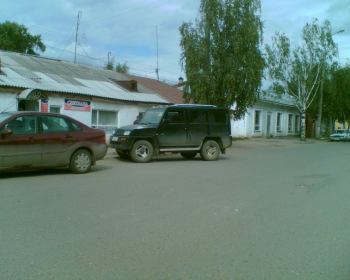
(48, 95, 152, 128)
(0, 92, 17, 112)
(231, 101, 300, 138)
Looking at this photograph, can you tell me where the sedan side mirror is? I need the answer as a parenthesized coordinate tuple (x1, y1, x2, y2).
(1, 128, 13, 138)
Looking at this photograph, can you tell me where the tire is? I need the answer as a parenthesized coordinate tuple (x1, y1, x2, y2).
(116, 150, 130, 160)
(200, 140, 220, 161)
(181, 152, 197, 159)
(70, 149, 92, 174)
(130, 140, 154, 163)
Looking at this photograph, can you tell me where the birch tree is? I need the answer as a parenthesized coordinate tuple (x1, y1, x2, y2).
(265, 20, 336, 141)
(179, 0, 264, 119)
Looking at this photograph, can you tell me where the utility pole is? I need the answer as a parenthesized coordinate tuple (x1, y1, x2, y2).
(108, 51, 112, 65)
(74, 11, 82, 64)
(155, 25, 159, 81)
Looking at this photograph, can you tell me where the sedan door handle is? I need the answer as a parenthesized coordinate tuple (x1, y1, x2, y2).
(64, 134, 75, 140)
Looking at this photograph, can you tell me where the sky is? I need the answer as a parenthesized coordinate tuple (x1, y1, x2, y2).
(1, 0, 349, 83)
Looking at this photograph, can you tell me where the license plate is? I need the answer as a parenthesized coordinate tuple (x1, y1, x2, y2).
(112, 137, 119, 142)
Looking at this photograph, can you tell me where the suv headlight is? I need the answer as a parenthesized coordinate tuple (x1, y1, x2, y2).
(124, 130, 131, 136)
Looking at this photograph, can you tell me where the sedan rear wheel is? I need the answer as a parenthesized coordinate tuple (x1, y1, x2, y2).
(70, 149, 92, 173)
(130, 140, 154, 163)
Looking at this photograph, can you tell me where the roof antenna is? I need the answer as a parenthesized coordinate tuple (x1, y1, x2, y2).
(155, 25, 159, 81)
(74, 11, 82, 64)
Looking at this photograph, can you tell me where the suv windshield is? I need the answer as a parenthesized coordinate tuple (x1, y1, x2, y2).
(139, 108, 166, 125)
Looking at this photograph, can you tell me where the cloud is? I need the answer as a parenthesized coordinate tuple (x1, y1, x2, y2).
(0, 0, 349, 81)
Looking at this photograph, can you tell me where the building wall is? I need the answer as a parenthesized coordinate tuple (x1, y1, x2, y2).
(0, 92, 17, 112)
(0, 90, 156, 141)
(231, 101, 300, 138)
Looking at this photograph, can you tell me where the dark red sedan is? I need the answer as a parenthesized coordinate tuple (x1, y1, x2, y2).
(0, 112, 107, 173)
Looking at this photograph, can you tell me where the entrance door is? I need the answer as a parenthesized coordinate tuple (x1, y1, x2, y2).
(266, 113, 271, 137)
(18, 100, 39, 111)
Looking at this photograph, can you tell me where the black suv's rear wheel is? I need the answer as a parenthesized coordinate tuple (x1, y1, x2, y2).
(70, 149, 92, 173)
(200, 140, 220, 161)
(130, 140, 154, 163)
(181, 152, 197, 159)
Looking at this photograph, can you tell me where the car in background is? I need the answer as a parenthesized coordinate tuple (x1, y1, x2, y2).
(110, 104, 232, 163)
(0, 112, 107, 173)
(329, 129, 350, 142)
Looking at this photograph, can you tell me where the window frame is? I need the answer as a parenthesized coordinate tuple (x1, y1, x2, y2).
(49, 105, 61, 114)
(288, 114, 293, 133)
(254, 110, 261, 132)
(4, 115, 38, 136)
(39, 115, 71, 134)
(164, 109, 185, 124)
(276, 112, 282, 133)
(91, 109, 118, 131)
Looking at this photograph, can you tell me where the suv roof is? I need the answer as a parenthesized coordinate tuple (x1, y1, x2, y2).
(169, 104, 217, 109)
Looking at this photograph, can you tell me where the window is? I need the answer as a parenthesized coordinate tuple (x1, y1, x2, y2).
(188, 110, 206, 124)
(288, 114, 293, 133)
(295, 115, 300, 133)
(41, 116, 70, 133)
(5, 115, 37, 135)
(276, 113, 282, 132)
(207, 110, 227, 124)
(138, 108, 165, 125)
(49, 106, 61, 114)
(254, 110, 261, 132)
(166, 110, 185, 124)
(92, 110, 118, 133)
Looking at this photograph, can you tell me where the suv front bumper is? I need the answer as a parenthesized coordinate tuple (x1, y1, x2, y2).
(109, 135, 131, 150)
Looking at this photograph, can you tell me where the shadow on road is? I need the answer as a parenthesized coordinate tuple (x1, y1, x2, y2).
(0, 164, 112, 179)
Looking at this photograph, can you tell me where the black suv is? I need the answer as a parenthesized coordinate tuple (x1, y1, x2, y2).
(110, 104, 232, 162)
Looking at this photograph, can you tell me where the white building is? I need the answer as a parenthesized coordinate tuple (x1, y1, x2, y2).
(0, 50, 170, 138)
(231, 93, 300, 138)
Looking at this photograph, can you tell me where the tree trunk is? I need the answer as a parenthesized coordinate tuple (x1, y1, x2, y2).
(315, 74, 324, 138)
(300, 111, 306, 141)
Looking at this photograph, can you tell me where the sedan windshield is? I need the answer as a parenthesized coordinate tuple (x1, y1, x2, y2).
(0, 112, 13, 124)
(139, 108, 166, 125)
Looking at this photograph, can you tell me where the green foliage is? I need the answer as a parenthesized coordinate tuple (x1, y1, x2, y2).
(265, 19, 337, 113)
(323, 65, 350, 123)
(115, 62, 129, 74)
(179, 0, 264, 119)
(0, 21, 46, 55)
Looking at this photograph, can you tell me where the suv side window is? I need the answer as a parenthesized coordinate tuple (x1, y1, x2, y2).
(5, 115, 38, 135)
(41, 116, 70, 133)
(207, 110, 227, 124)
(188, 110, 207, 124)
(165, 110, 185, 124)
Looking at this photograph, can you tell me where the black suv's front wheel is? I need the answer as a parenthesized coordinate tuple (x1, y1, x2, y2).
(130, 140, 154, 163)
(200, 140, 220, 161)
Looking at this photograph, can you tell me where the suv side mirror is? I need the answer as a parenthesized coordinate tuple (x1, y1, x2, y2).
(1, 128, 13, 138)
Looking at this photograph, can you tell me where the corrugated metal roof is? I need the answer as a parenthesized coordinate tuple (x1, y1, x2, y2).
(0, 50, 169, 104)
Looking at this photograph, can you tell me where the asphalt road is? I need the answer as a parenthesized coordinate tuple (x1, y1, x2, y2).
(1, 139, 350, 280)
